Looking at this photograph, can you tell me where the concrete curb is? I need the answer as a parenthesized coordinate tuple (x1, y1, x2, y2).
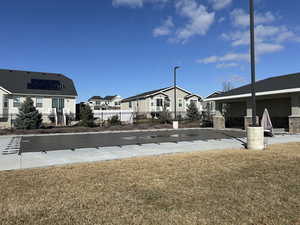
(0, 127, 246, 138)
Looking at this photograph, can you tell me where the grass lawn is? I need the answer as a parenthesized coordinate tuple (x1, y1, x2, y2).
(0, 143, 299, 225)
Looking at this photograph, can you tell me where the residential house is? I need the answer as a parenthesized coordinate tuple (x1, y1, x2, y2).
(0, 69, 77, 128)
(202, 91, 223, 117)
(205, 73, 300, 133)
(88, 95, 122, 110)
(121, 86, 202, 118)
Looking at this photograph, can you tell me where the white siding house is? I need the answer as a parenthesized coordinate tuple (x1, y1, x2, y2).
(121, 86, 203, 118)
(0, 69, 77, 128)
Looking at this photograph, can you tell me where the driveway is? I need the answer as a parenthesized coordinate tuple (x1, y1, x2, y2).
(20, 129, 246, 153)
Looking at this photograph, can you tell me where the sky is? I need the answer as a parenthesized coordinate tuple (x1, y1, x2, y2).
(1, 0, 300, 102)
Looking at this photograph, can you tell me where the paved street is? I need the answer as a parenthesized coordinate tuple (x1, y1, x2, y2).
(0, 128, 299, 171)
(20, 129, 246, 153)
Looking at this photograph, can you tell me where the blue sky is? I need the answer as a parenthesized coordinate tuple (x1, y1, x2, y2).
(1, 0, 300, 102)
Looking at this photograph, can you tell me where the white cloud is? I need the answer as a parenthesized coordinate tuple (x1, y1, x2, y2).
(222, 25, 300, 47)
(198, 56, 218, 64)
(219, 53, 249, 62)
(112, 0, 168, 8)
(218, 17, 225, 23)
(209, 0, 232, 10)
(112, 0, 144, 8)
(198, 52, 249, 64)
(153, 17, 174, 37)
(173, 0, 215, 43)
(216, 62, 239, 68)
(230, 8, 275, 27)
(256, 42, 284, 55)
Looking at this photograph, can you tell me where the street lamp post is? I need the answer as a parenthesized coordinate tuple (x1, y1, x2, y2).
(249, 0, 257, 126)
(246, 0, 264, 150)
(174, 66, 180, 120)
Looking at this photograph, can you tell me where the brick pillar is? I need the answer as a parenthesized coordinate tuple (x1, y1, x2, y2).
(244, 98, 259, 129)
(213, 101, 225, 129)
(289, 94, 300, 133)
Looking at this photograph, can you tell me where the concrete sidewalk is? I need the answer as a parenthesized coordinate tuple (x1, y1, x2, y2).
(0, 134, 299, 171)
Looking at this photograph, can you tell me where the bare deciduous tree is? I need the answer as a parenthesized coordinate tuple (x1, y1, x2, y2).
(222, 81, 234, 92)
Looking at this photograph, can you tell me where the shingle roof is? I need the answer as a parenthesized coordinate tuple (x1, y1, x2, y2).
(206, 91, 223, 99)
(88, 96, 103, 101)
(206, 73, 300, 99)
(103, 95, 117, 101)
(121, 87, 170, 102)
(0, 69, 77, 96)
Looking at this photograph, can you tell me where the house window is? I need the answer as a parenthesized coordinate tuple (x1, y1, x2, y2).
(129, 102, 132, 108)
(52, 98, 65, 109)
(178, 99, 183, 107)
(191, 100, 197, 106)
(156, 99, 163, 107)
(36, 97, 43, 108)
(96, 101, 101, 106)
(115, 101, 120, 106)
(13, 96, 21, 108)
(151, 101, 154, 107)
(3, 96, 8, 108)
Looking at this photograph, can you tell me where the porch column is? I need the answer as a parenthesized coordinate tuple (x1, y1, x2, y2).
(244, 98, 259, 129)
(213, 101, 225, 129)
(289, 94, 300, 133)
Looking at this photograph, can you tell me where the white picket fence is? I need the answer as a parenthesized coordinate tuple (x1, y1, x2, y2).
(93, 110, 134, 124)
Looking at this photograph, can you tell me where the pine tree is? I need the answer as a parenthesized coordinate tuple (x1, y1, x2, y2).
(15, 97, 43, 129)
(186, 101, 200, 121)
(79, 104, 95, 127)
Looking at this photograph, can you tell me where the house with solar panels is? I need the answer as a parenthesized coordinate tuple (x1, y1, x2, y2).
(0, 69, 77, 128)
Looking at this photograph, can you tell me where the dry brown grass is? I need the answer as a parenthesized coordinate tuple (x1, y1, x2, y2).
(0, 143, 300, 225)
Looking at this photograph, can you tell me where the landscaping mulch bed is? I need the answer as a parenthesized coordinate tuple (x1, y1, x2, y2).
(0, 143, 299, 225)
(0, 121, 203, 136)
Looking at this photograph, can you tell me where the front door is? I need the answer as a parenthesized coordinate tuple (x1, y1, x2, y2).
(52, 98, 65, 125)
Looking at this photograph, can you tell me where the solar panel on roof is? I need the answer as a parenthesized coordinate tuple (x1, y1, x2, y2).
(27, 79, 64, 90)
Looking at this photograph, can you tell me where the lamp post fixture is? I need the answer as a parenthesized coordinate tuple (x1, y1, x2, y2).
(246, 0, 264, 150)
(174, 66, 180, 120)
(249, 0, 257, 126)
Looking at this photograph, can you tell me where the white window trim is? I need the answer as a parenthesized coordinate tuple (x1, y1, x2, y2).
(36, 97, 43, 108)
(13, 96, 21, 108)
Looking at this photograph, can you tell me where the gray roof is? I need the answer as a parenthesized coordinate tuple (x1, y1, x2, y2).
(206, 73, 300, 99)
(122, 87, 170, 102)
(88, 95, 118, 101)
(88, 96, 103, 101)
(0, 69, 77, 96)
(103, 95, 118, 101)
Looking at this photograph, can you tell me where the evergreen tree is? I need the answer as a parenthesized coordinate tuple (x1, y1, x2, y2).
(15, 97, 43, 129)
(79, 104, 95, 127)
(186, 101, 201, 121)
(158, 106, 172, 124)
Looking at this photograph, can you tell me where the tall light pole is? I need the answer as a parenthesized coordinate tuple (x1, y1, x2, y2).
(174, 66, 180, 120)
(249, 0, 257, 126)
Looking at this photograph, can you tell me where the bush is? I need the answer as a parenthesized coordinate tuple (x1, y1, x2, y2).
(158, 107, 172, 124)
(108, 115, 121, 126)
(186, 102, 201, 121)
(15, 97, 43, 129)
(79, 104, 95, 127)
